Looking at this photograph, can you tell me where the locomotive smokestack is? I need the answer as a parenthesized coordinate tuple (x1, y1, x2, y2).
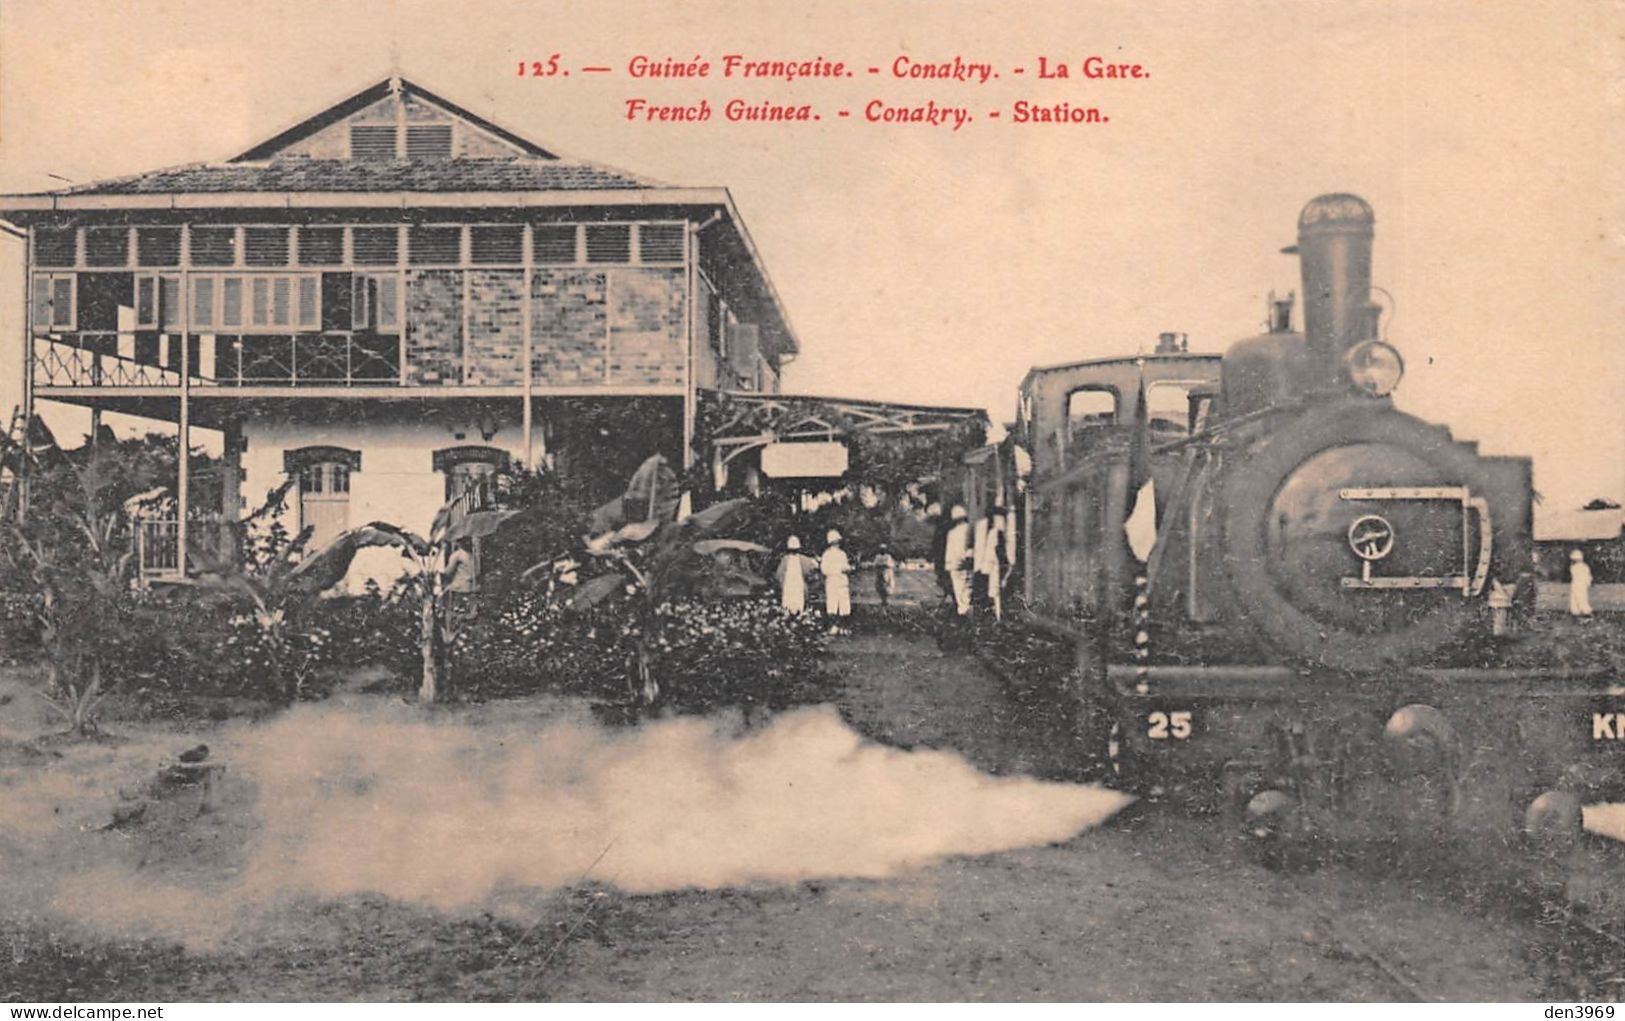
(1297, 194, 1374, 387)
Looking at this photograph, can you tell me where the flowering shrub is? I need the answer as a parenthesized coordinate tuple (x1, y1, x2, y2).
(451, 595, 830, 712)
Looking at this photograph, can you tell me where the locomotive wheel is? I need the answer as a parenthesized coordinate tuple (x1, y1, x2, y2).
(1220, 404, 1495, 673)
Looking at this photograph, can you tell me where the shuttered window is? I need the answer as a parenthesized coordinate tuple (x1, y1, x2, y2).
(31, 275, 77, 331)
(470, 225, 523, 263)
(637, 224, 685, 264)
(297, 226, 344, 265)
(406, 124, 453, 160)
(221, 278, 244, 327)
(584, 225, 631, 263)
(409, 225, 462, 264)
(375, 276, 399, 331)
(244, 227, 290, 267)
(191, 277, 215, 328)
(351, 274, 401, 333)
(136, 228, 181, 267)
(352, 227, 400, 266)
(160, 277, 182, 330)
(350, 125, 398, 160)
(298, 276, 318, 327)
(135, 275, 158, 328)
(84, 227, 130, 267)
(272, 277, 292, 325)
(34, 228, 77, 267)
(250, 278, 270, 326)
(190, 227, 238, 266)
(533, 225, 577, 263)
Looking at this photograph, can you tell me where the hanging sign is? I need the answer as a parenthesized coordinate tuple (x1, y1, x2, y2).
(760, 441, 848, 478)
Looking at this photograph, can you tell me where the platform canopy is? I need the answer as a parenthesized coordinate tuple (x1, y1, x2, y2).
(697, 389, 988, 491)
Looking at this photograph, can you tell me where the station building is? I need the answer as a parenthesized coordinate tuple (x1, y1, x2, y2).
(1, 76, 797, 584)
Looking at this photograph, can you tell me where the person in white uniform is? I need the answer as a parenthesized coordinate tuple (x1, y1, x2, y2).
(944, 505, 972, 615)
(1569, 549, 1594, 618)
(776, 535, 811, 613)
(820, 529, 852, 620)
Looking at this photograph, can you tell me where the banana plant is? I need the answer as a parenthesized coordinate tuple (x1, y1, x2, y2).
(4, 474, 158, 734)
(281, 494, 519, 703)
(545, 454, 769, 705)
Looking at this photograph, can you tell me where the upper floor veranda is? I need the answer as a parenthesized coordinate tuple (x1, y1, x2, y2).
(3, 75, 797, 405)
(19, 215, 786, 398)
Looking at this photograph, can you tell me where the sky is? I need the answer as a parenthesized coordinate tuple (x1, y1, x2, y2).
(0, 0, 1619, 511)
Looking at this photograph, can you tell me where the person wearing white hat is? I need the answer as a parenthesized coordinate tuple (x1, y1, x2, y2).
(820, 529, 852, 621)
(1569, 549, 1594, 618)
(776, 535, 812, 614)
(944, 505, 973, 616)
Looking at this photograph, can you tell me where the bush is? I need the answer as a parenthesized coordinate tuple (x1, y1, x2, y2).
(451, 594, 829, 711)
(0, 592, 44, 663)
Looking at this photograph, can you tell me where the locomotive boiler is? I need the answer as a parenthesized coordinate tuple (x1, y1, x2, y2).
(1001, 194, 1620, 850)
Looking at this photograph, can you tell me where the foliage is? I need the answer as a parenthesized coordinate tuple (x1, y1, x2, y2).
(547, 453, 773, 704)
(285, 495, 521, 702)
(474, 468, 595, 597)
(451, 593, 828, 712)
(0, 436, 182, 733)
(0, 592, 44, 662)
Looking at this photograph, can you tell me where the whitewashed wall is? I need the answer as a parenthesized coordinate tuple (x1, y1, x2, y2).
(240, 411, 543, 590)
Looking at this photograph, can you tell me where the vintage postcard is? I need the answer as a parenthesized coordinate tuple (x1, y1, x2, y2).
(0, 0, 1621, 1006)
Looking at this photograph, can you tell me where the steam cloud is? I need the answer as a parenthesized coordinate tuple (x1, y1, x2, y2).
(238, 703, 1132, 908)
(5, 700, 1132, 938)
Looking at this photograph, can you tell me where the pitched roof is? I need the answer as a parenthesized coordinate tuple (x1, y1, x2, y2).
(14, 75, 665, 197)
(231, 78, 556, 162)
(38, 156, 662, 196)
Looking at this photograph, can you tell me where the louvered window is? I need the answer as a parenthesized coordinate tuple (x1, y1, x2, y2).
(406, 124, 453, 160)
(250, 278, 270, 326)
(584, 225, 631, 263)
(350, 125, 398, 160)
(244, 227, 290, 267)
(351, 274, 400, 333)
(297, 227, 343, 265)
(638, 224, 685, 264)
(191, 277, 216, 328)
(31, 275, 77, 331)
(221, 278, 244, 327)
(533, 225, 577, 263)
(135, 275, 158, 328)
(352, 227, 400, 266)
(137, 228, 181, 267)
(34, 228, 77, 267)
(272, 278, 292, 325)
(409, 225, 462, 264)
(190, 227, 238, 266)
(188, 274, 317, 331)
(159, 277, 182, 330)
(84, 227, 129, 267)
(470, 225, 523, 264)
(298, 277, 318, 326)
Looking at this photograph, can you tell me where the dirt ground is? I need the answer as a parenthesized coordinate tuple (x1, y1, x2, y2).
(0, 627, 1618, 1001)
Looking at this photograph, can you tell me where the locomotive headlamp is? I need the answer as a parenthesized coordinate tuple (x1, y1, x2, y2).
(1344, 340, 1405, 397)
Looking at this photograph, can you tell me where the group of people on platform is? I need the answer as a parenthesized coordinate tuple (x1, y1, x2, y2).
(774, 529, 891, 632)
(772, 502, 1011, 625)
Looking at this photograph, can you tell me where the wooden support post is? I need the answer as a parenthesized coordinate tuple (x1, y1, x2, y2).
(18, 226, 33, 521)
(682, 221, 696, 469)
(522, 258, 534, 470)
(178, 268, 190, 578)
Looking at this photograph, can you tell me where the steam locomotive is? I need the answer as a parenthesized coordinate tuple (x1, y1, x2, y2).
(986, 194, 1619, 848)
